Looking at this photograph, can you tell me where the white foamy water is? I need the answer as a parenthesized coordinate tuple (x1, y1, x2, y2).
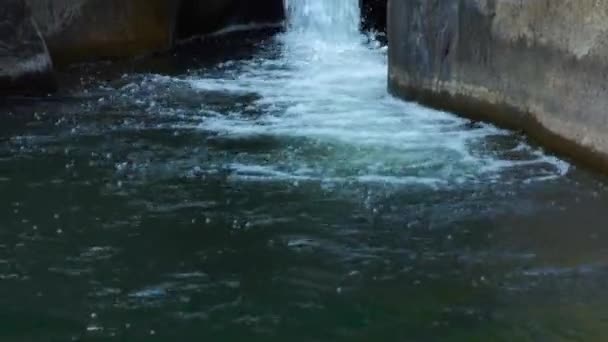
(285, 0, 361, 40)
(177, 0, 568, 186)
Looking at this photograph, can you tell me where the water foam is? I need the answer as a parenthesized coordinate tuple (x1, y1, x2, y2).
(170, 0, 568, 186)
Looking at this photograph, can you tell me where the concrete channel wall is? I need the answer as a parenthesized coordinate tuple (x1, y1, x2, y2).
(388, 0, 608, 170)
(1, 0, 285, 95)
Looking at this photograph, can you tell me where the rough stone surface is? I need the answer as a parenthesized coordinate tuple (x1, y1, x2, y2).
(388, 0, 608, 169)
(0, 0, 54, 95)
(26, 0, 181, 65)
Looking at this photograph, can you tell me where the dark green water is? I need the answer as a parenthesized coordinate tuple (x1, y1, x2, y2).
(2, 26, 608, 342)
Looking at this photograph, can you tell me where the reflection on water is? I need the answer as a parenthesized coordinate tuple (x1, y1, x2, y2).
(1, 0, 608, 341)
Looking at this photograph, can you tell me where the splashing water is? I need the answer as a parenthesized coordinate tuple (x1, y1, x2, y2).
(285, 0, 361, 40)
(177, 0, 568, 186)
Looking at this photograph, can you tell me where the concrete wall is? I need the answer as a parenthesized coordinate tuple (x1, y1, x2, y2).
(360, 0, 387, 33)
(388, 0, 608, 170)
(27, 0, 181, 66)
(177, 0, 285, 39)
(1, 0, 285, 95)
(25, 0, 284, 65)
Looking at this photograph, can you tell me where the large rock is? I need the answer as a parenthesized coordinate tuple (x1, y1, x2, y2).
(388, 0, 608, 169)
(26, 0, 181, 66)
(0, 0, 54, 95)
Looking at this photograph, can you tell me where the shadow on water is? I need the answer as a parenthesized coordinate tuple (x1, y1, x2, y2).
(3, 8, 608, 342)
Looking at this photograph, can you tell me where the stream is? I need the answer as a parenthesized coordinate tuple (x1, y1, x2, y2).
(2, 1, 608, 341)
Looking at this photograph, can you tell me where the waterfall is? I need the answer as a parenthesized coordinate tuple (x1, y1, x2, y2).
(285, 0, 361, 41)
(185, 0, 569, 188)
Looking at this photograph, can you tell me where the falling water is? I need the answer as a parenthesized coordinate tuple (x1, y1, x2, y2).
(285, 0, 361, 40)
(186, 0, 567, 186)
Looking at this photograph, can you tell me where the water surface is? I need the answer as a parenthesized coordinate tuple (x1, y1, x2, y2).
(2, 1, 608, 341)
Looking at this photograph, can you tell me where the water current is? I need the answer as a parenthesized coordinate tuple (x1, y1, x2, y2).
(2, 0, 608, 340)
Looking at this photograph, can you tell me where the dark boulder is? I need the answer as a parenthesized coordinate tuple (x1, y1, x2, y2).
(0, 0, 54, 95)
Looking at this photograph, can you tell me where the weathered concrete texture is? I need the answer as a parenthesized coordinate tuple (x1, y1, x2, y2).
(26, 0, 180, 66)
(1, 0, 285, 95)
(388, 0, 608, 169)
(0, 0, 54, 95)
